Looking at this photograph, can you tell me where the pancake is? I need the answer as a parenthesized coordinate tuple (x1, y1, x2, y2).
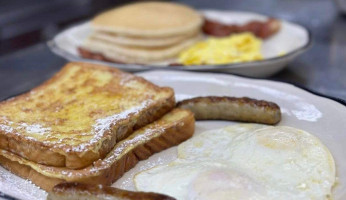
(82, 34, 202, 63)
(91, 2, 203, 37)
(91, 30, 199, 48)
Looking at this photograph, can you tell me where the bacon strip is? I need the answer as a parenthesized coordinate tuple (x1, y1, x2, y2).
(202, 18, 281, 39)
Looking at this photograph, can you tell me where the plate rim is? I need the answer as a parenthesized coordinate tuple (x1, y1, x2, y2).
(137, 70, 346, 107)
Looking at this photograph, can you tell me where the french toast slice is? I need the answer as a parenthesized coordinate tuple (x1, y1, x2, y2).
(0, 62, 175, 169)
(0, 108, 195, 191)
(47, 182, 176, 200)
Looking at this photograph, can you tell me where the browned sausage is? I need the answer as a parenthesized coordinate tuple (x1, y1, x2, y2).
(177, 96, 281, 125)
(48, 182, 176, 200)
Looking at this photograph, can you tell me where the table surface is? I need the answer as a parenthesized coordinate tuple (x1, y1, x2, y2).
(0, 0, 345, 101)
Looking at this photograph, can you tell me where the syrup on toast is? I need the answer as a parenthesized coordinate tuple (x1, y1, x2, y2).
(0, 62, 175, 169)
(48, 182, 176, 200)
(0, 108, 195, 191)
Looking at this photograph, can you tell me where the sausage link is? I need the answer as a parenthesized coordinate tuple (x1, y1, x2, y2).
(177, 96, 281, 125)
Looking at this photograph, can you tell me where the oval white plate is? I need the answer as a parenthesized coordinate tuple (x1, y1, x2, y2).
(48, 10, 311, 78)
(0, 71, 345, 200)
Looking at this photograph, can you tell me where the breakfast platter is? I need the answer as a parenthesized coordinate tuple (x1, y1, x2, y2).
(0, 70, 345, 200)
(48, 9, 310, 78)
(0, 2, 343, 200)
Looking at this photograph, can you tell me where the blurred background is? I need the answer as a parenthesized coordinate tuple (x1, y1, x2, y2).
(0, 0, 344, 56)
(0, 0, 125, 55)
(0, 0, 345, 99)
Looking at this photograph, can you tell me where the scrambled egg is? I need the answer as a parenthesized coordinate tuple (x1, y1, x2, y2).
(179, 33, 263, 65)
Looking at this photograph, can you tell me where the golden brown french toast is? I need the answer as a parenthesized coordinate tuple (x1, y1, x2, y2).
(0, 62, 175, 169)
(48, 182, 176, 200)
(0, 108, 195, 191)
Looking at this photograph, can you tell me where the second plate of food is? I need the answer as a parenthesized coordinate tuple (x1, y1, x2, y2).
(48, 2, 311, 78)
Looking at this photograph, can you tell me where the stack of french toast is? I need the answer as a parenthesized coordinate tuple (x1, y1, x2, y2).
(0, 62, 195, 192)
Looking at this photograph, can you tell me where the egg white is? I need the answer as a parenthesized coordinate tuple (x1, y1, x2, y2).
(134, 124, 336, 200)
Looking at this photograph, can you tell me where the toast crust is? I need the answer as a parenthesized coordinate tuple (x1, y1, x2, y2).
(0, 62, 175, 169)
(0, 108, 195, 191)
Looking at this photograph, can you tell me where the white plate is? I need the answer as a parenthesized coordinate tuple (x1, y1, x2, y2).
(48, 10, 311, 78)
(1, 71, 345, 200)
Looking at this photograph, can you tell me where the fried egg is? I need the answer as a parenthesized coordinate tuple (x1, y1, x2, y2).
(134, 124, 336, 200)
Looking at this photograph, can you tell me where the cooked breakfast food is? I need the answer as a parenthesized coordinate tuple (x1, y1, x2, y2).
(0, 108, 195, 191)
(78, 2, 282, 66)
(178, 32, 263, 65)
(0, 61, 336, 200)
(83, 35, 201, 64)
(177, 96, 281, 124)
(78, 47, 121, 63)
(48, 182, 176, 200)
(202, 18, 281, 39)
(80, 2, 203, 64)
(91, 2, 202, 37)
(0, 62, 175, 169)
(135, 124, 336, 200)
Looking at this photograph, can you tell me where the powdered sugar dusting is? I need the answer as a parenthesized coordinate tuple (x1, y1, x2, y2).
(0, 124, 13, 133)
(0, 116, 51, 136)
(71, 99, 154, 152)
(102, 125, 166, 165)
(18, 123, 51, 135)
(0, 117, 14, 133)
(43, 123, 168, 178)
(119, 74, 135, 86)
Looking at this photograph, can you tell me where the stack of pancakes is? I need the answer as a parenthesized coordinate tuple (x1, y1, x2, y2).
(81, 2, 203, 64)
